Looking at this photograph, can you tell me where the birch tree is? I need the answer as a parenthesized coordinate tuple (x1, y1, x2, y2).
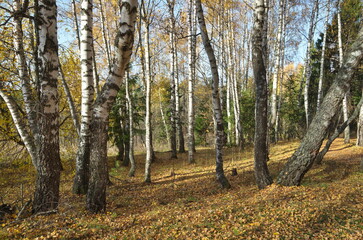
(196, 0, 230, 189)
(252, 0, 273, 189)
(277, 24, 363, 186)
(98, 0, 112, 71)
(270, 0, 285, 139)
(317, 0, 331, 111)
(73, 0, 95, 195)
(33, 0, 62, 213)
(357, 91, 363, 146)
(86, 0, 137, 213)
(337, 0, 350, 143)
(0, 0, 61, 213)
(126, 71, 135, 176)
(140, 0, 154, 183)
(187, 0, 196, 163)
(167, 0, 178, 159)
(303, 0, 319, 127)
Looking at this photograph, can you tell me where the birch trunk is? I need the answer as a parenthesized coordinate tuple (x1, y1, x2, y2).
(317, 0, 331, 111)
(143, 19, 153, 183)
(33, 0, 61, 213)
(159, 90, 171, 144)
(277, 25, 363, 186)
(92, 45, 101, 96)
(226, 16, 233, 145)
(0, 89, 38, 168)
(270, 0, 284, 131)
(196, 0, 230, 189)
(303, 0, 319, 127)
(126, 71, 135, 176)
(187, 0, 196, 163)
(99, 0, 112, 71)
(87, 0, 137, 212)
(168, 0, 177, 159)
(252, 0, 273, 189)
(73, 0, 94, 195)
(337, 1, 350, 143)
(275, 1, 287, 142)
(72, 0, 81, 48)
(357, 89, 363, 146)
(172, 22, 185, 153)
(12, 0, 39, 164)
(229, 18, 243, 148)
(123, 111, 130, 167)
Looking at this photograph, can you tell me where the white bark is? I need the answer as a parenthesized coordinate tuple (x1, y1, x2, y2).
(168, 0, 177, 158)
(317, 0, 331, 111)
(126, 71, 135, 176)
(337, 0, 350, 143)
(230, 16, 242, 147)
(0, 89, 38, 168)
(99, 0, 112, 71)
(87, 0, 137, 212)
(270, 0, 284, 129)
(303, 0, 319, 127)
(275, 3, 287, 142)
(72, 0, 81, 48)
(357, 89, 363, 146)
(143, 17, 152, 183)
(73, 0, 95, 194)
(12, 0, 39, 164)
(196, 0, 230, 189)
(187, 0, 196, 163)
(34, 0, 61, 213)
(159, 90, 170, 144)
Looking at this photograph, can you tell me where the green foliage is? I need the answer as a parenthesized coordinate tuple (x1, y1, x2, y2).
(280, 66, 305, 140)
(194, 84, 213, 146)
(239, 90, 255, 143)
(194, 110, 211, 146)
(109, 74, 145, 160)
(310, 0, 363, 129)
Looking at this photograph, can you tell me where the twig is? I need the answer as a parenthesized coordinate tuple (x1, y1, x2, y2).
(33, 209, 58, 217)
(16, 200, 31, 220)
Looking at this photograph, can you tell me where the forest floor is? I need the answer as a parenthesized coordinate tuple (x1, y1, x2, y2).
(0, 138, 362, 239)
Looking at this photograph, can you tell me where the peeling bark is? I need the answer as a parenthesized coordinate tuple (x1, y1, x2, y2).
(33, 0, 61, 213)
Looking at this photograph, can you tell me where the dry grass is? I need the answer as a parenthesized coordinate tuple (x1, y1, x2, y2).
(0, 138, 362, 239)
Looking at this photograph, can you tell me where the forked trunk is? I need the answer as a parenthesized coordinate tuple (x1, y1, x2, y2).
(86, 0, 137, 212)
